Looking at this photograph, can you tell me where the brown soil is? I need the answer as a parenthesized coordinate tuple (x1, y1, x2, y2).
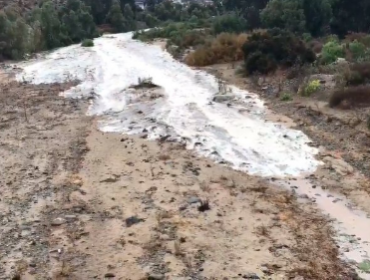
(0, 70, 358, 280)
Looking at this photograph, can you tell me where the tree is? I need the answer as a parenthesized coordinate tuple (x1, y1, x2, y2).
(39, 1, 64, 49)
(213, 13, 247, 34)
(303, 0, 332, 36)
(107, 0, 126, 32)
(261, 0, 306, 34)
(123, 3, 136, 30)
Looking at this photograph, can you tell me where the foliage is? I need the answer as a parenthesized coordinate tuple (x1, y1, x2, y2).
(185, 33, 248, 66)
(261, 0, 306, 34)
(242, 29, 315, 74)
(212, 13, 247, 35)
(320, 40, 345, 64)
(81, 38, 94, 47)
(349, 40, 366, 61)
(106, 0, 126, 32)
(301, 79, 321, 96)
(280, 92, 292, 101)
(329, 86, 370, 107)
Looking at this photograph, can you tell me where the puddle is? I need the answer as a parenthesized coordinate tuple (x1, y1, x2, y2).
(275, 177, 370, 279)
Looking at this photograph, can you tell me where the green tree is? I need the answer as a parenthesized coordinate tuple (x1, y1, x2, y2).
(213, 13, 247, 34)
(261, 0, 306, 34)
(123, 3, 136, 31)
(107, 0, 126, 32)
(303, 0, 332, 36)
(39, 1, 64, 49)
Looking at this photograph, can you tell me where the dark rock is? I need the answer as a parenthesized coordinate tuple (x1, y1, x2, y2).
(104, 272, 116, 278)
(243, 273, 260, 279)
(198, 200, 210, 212)
(125, 216, 144, 227)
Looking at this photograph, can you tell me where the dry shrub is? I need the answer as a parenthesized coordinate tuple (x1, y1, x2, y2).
(308, 39, 323, 53)
(344, 62, 370, 85)
(185, 33, 248, 66)
(329, 86, 370, 107)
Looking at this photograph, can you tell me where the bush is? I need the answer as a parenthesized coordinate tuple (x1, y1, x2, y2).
(212, 13, 247, 35)
(349, 40, 366, 61)
(81, 39, 94, 47)
(329, 86, 370, 107)
(301, 80, 321, 96)
(242, 29, 315, 74)
(280, 92, 292, 101)
(320, 40, 345, 65)
(185, 33, 248, 66)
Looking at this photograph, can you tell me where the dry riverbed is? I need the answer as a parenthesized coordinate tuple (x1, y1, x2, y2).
(0, 67, 361, 280)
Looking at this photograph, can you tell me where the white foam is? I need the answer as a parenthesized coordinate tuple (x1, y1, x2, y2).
(16, 33, 320, 177)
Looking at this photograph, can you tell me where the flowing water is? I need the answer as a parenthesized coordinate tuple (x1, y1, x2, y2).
(15, 33, 370, 278)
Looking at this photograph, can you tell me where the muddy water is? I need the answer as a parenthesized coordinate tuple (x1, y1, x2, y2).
(275, 177, 370, 278)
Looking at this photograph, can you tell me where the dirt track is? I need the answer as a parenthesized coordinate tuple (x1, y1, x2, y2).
(0, 70, 360, 280)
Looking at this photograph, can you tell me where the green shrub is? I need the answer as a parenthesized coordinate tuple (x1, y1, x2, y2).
(349, 40, 366, 61)
(242, 29, 315, 74)
(302, 80, 321, 96)
(81, 39, 94, 47)
(212, 13, 247, 35)
(320, 41, 345, 64)
(280, 92, 292, 101)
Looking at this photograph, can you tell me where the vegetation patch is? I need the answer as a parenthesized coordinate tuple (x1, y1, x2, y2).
(329, 86, 370, 108)
(81, 39, 94, 47)
(301, 80, 321, 96)
(185, 33, 248, 67)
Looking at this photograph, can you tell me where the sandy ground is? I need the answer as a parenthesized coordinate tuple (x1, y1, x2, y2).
(0, 69, 359, 280)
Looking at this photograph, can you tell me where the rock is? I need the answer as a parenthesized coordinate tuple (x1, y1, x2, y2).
(179, 204, 187, 211)
(293, 276, 305, 280)
(147, 273, 164, 280)
(104, 272, 116, 278)
(125, 216, 144, 227)
(51, 217, 66, 226)
(100, 175, 119, 183)
(323, 156, 354, 175)
(213, 94, 234, 103)
(187, 196, 201, 204)
(243, 273, 260, 279)
(298, 194, 309, 199)
(65, 215, 77, 221)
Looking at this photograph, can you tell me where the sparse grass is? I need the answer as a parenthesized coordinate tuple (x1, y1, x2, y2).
(358, 260, 370, 273)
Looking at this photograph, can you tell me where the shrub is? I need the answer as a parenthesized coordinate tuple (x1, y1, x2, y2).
(349, 40, 366, 61)
(242, 29, 315, 74)
(329, 86, 370, 107)
(280, 92, 292, 101)
(81, 39, 94, 47)
(212, 13, 247, 35)
(185, 33, 248, 66)
(301, 79, 321, 96)
(320, 40, 345, 64)
(344, 63, 370, 85)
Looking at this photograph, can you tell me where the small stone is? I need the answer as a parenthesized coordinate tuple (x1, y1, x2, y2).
(187, 196, 201, 204)
(243, 273, 260, 279)
(29, 263, 36, 268)
(51, 217, 66, 226)
(104, 272, 116, 278)
(125, 216, 144, 227)
(299, 194, 309, 199)
(179, 204, 187, 211)
(65, 215, 77, 221)
(147, 273, 164, 280)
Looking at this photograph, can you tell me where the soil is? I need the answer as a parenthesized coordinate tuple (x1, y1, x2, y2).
(0, 67, 360, 280)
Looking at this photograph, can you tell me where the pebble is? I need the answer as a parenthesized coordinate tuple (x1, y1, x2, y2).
(187, 196, 201, 204)
(147, 273, 164, 280)
(51, 217, 66, 226)
(104, 273, 116, 278)
(242, 273, 260, 279)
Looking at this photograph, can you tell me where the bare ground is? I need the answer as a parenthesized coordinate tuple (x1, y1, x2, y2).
(0, 72, 359, 280)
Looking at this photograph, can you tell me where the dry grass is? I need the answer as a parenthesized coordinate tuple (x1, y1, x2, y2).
(185, 33, 248, 67)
